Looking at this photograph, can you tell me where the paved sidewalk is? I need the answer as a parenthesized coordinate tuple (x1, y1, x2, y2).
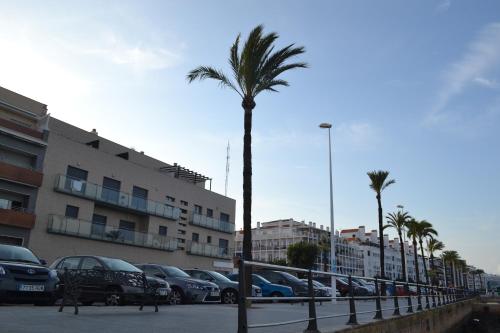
(0, 298, 426, 333)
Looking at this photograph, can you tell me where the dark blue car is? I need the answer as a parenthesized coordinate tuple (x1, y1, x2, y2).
(227, 273, 293, 298)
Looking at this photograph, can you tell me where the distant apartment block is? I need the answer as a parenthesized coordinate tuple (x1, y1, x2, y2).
(234, 219, 364, 276)
(0, 87, 49, 246)
(0, 86, 236, 272)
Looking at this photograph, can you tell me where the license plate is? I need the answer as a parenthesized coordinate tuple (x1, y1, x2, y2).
(210, 291, 220, 297)
(158, 288, 168, 296)
(19, 284, 45, 292)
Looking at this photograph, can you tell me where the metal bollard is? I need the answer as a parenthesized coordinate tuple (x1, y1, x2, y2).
(392, 281, 400, 316)
(346, 275, 358, 325)
(237, 259, 248, 333)
(431, 286, 436, 308)
(373, 277, 383, 320)
(425, 285, 430, 309)
(416, 283, 423, 311)
(406, 282, 413, 313)
(304, 270, 320, 333)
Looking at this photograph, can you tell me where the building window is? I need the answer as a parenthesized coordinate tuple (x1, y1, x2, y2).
(192, 233, 199, 242)
(65, 205, 79, 218)
(166, 196, 175, 203)
(132, 186, 148, 211)
(159, 226, 168, 236)
(220, 213, 230, 222)
(180, 200, 188, 206)
(180, 209, 187, 214)
(194, 205, 202, 214)
(219, 239, 229, 255)
(178, 229, 186, 235)
(65, 166, 88, 192)
(102, 177, 121, 204)
(91, 214, 107, 237)
(67, 166, 88, 180)
(207, 208, 213, 218)
(207, 236, 212, 244)
(119, 220, 135, 242)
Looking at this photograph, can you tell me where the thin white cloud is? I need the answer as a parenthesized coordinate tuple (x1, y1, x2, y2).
(335, 122, 380, 149)
(83, 32, 181, 71)
(473, 76, 498, 89)
(427, 22, 500, 124)
(435, 0, 452, 13)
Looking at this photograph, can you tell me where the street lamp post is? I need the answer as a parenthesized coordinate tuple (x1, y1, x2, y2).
(397, 204, 408, 282)
(319, 122, 336, 301)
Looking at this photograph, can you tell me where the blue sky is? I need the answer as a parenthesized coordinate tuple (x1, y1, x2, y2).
(1, 0, 499, 274)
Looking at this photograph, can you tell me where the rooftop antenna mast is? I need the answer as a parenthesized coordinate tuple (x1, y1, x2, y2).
(225, 141, 230, 196)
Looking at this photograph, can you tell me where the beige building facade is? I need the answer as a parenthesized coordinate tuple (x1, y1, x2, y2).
(0, 91, 237, 271)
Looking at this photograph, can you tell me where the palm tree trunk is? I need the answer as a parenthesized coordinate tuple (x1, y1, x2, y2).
(479, 274, 484, 290)
(452, 261, 457, 287)
(242, 98, 255, 298)
(376, 194, 386, 295)
(430, 253, 435, 285)
(398, 231, 407, 282)
(420, 241, 430, 285)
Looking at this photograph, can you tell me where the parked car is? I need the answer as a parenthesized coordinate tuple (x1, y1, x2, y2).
(51, 255, 170, 305)
(301, 279, 335, 297)
(184, 269, 262, 304)
(136, 264, 220, 304)
(226, 273, 293, 298)
(352, 278, 376, 295)
(0, 244, 59, 305)
(255, 270, 313, 298)
(335, 277, 371, 297)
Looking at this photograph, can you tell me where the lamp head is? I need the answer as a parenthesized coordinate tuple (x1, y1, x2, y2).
(319, 123, 332, 129)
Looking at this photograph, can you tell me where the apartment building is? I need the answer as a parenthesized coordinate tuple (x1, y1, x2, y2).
(339, 226, 427, 282)
(234, 219, 364, 275)
(0, 87, 48, 246)
(10, 105, 236, 271)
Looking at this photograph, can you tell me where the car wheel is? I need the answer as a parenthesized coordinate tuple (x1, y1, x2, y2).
(221, 289, 238, 304)
(105, 287, 122, 306)
(270, 291, 283, 303)
(169, 288, 184, 305)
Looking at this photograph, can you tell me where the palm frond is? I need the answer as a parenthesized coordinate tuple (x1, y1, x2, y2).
(187, 66, 242, 97)
(229, 34, 243, 90)
(367, 170, 395, 194)
(254, 79, 289, 95)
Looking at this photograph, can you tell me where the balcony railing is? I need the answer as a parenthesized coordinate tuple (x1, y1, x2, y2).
(0, 161, 43, 187)
(54, 174, 181, 220)
(190, 213, 235, 234)
(47, 215, 178, 252)
(0, 200, 35, 229)
(186, 240, 232, 259)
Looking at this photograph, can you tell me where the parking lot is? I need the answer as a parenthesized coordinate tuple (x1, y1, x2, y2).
(0, 299, 419, 333)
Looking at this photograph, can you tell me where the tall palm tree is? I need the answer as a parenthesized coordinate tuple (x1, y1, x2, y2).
(476, 269, 485, 291)
(442, 250, 460, 287)
(386, 210, 411, 281)
(367, 171, 395, 288)
(406, 218, 422, 308)
(415, 220, 437, 286)
(427, 238, 444, 285)
(187, 25, 307, 292)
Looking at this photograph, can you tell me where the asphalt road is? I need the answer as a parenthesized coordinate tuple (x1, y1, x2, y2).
(0, 298, 430, 333)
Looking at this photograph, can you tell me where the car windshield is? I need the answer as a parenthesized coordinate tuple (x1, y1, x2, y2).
(162, 266, 191, 278)
(312, 280, 326, 288)
(100, 258, 141, 272)
(209, 271, 232, 282)
(0, 245, 40, 264)
(279, 271, 303, 284)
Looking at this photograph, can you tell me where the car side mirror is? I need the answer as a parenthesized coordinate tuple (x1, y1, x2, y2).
(39, 259, 47, 266)
(155, 273, 166, 279)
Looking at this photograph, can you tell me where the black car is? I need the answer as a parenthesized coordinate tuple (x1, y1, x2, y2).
(136, 264, 220, 304)
(51, 255, 170, 305)
(256, 270, 322, 297)
(0, 244, 59, 305)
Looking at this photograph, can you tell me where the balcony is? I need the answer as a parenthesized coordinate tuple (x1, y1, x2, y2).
(0, 200, 35, 229)
(190, 213, 235, 234)
(47, 215, 178, 252)
(54, 174, 181, 220)
(186, 240, 232, 259)
(0, 117, 44, 140)
(0, 161, 43, 187)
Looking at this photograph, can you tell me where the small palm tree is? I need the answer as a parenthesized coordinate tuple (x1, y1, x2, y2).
(476, 269, 485, 291)
(318, 234, 330, 272)
(367, 170, 395, 289)
(427, 238, 444, 285)
(386, 210, 411, 281)
(406, 219, 421, 286)
(415, 220, 437, 286)
(187, 25, 307, 294)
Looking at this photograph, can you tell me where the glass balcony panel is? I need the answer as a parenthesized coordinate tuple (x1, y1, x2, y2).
(47, 215, 177, 252)
(190, 213, 235, 234)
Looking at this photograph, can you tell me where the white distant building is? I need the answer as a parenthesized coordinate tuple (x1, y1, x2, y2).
(234, 218, 364, 276)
